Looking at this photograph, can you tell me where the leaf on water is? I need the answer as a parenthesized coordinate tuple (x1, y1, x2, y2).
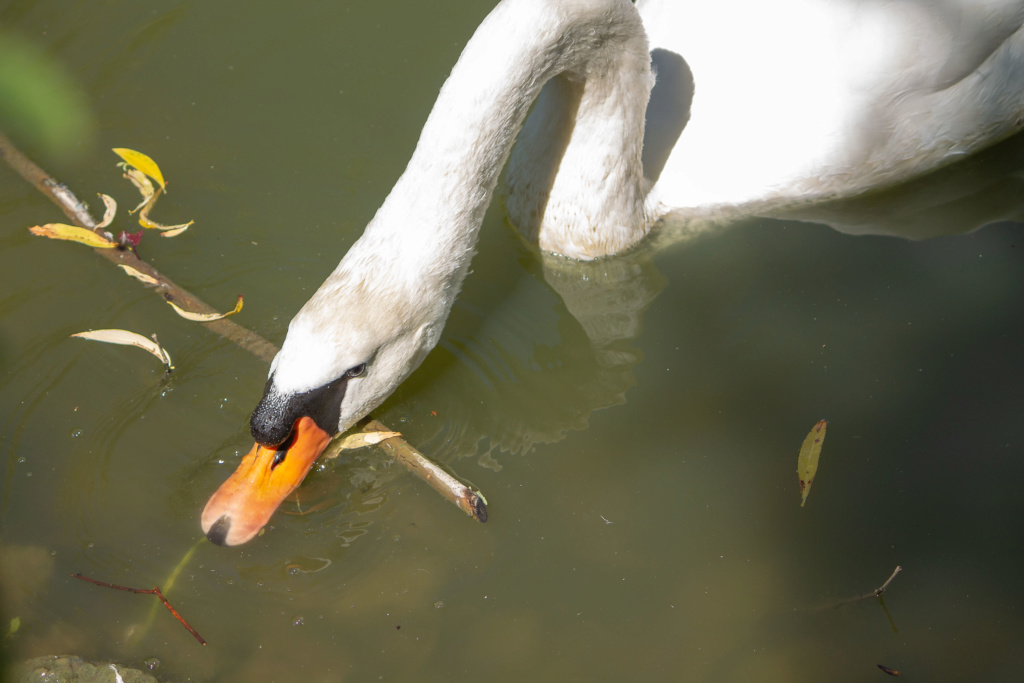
(134, 182, 193, 232)
(159, 224, 190, 238)
(139, 212, 193, 232)
(71, 329, 173, 370)
(797, 420, 827, 507)
(118, 264, 159, 285)
(112, 148, 166, 191)
(29, 223, 116, 249)
(96, 194, 117, 228)
(166, 295, 243, 322)
(114, 149, 192, 231)
(335, 431, 402, 450)
(121, 166, 155, 213)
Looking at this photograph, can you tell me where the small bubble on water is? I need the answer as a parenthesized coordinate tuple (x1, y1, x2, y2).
(143, 658, 160, 671)
(71, 429, 83, 438)
(292, 616, 305, 626)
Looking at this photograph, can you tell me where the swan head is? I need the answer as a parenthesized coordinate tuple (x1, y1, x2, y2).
(202, 243, 449, 546)
(256, 275, 444, 441)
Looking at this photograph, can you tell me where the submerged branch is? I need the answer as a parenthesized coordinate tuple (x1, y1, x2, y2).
(2, 129, 486, 523)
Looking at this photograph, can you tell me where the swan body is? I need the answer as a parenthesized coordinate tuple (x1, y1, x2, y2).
(202, 0, 1024, 545)
(635, 0, 1024, 219)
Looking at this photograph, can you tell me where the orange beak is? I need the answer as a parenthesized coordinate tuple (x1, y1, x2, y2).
(201, 416, 332, 546)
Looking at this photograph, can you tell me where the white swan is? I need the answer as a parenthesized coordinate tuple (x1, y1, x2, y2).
(202, 0, 1024, 545)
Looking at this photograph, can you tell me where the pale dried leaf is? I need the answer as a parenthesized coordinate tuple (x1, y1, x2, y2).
(136, 185, 192, 231)
(117, 264, 159, 285)
(71, 329, 173, 370)
(96, 194, 117, 229)
(159, 224, 190, 238)
(335, 431, 402, 450)
(122, 167, 155, 213)
(140, 214, 194, 232)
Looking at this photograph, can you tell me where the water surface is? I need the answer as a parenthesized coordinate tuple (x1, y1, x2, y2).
(2, 2, 1024, 681)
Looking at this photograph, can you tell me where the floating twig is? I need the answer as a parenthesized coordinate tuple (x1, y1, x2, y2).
(810, 565, 905, 611)
(71, 573, 206, 645)
(364, 418, 487, 522)
(874, 565, 902, 597)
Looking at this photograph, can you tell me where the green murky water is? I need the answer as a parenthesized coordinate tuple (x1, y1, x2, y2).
(2, 2, 1024, 681)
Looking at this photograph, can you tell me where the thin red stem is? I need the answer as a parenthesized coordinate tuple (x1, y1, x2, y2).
(71, 573, 206, 645)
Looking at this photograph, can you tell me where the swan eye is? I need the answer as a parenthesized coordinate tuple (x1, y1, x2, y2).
(345, 363, 367, 379)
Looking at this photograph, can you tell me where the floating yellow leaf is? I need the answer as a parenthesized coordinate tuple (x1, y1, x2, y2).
(112, 148, 165, 191)
(335, 431, 402, 450)
(96, 194, 117, 229)
(71, 329, 173, 370)
(29, 223, 115, 249)
(166, 295, 243, 322)
(121, 166, 155, 213)
(797, 420, 827, 507)
(117, 264, 159, 285)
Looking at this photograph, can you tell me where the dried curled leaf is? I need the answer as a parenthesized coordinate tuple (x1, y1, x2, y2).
(129, 180, 193, 233)
(29, 223, 116, 249)
(71, 329, 173, 370)
(96, 194, 117, 229)
(122, 166, 155, 213)
(139, 205, 193, 232)
(335, 431, 402, 450)
(112, 148, 166, 191)
(159, 224, 190, 238)
(797, 420, 827, 507)
(117, 264, 159, 285)
(166, 295, 243, 322)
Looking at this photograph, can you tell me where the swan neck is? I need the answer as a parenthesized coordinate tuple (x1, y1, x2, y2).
(374, 0, 652, 267)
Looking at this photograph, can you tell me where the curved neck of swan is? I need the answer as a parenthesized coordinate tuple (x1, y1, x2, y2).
(362, 0, 652, 283)
(278, 0, 652, 398)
